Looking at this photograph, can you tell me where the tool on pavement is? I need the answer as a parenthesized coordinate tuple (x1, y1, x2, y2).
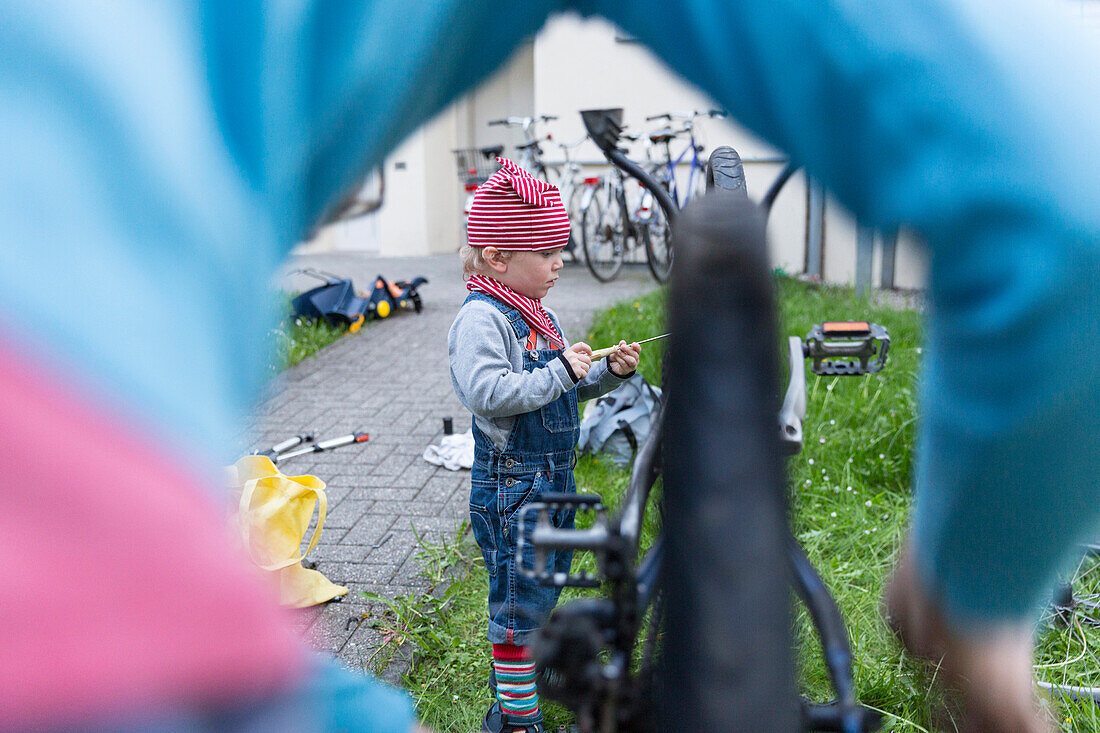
(252, 431, 370, 465)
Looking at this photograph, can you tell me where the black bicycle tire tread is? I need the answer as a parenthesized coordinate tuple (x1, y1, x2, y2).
(705, 146, 748, 196)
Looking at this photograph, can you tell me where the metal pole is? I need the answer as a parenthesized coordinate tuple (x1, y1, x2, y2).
(806, 180, 825, 278)
(855, 224, 875, 297)
(880, 228, 898, 290)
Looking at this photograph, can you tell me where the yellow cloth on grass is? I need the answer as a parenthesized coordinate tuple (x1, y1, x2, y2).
(227, 455, 348, 608)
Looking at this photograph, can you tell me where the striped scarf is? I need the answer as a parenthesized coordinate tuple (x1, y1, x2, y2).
(466, 274, 563, 349)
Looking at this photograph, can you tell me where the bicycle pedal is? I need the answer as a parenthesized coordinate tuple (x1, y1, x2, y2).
(517, 494, 610, 588)
(804, 321, 890, 376)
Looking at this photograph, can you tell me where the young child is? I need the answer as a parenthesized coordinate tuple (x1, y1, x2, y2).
(449, 158, 641, 733)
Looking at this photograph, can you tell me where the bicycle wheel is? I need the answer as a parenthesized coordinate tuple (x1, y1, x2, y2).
(582, 186, 625, 282)
(642, 202, 673, 282)
(705, 147, 747, 196)
(660, 193, 797, 732)
(564, 185, 583, 264)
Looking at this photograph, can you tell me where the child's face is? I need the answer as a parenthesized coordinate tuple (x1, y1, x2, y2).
(493, 248, 564, 299)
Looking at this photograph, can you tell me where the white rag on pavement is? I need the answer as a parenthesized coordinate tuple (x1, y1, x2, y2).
(422, 429, 474, 471)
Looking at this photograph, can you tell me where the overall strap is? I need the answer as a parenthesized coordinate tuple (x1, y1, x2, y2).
(463, 291, 531, 344)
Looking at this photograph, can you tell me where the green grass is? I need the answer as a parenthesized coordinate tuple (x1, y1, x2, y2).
(367, 276, 1098, 732)
(269, 295, 350, 371)
(777, 278, 932, 729)
(360, 526, 492, 728)
(1034, 555, 1100, 732)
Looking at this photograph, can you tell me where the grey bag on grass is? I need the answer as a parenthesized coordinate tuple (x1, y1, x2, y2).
(578, 373, 662, 467)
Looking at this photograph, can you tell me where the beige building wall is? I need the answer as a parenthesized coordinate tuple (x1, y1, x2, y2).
(304, 46, 536, 257)
(320, 9, 1100, 290)
(534, 13, 927, 289)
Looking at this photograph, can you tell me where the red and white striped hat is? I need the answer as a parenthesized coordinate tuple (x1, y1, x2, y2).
(466, 158, 571, 251)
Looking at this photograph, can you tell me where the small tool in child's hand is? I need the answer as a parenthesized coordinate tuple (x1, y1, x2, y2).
(590, 332, 670, 361)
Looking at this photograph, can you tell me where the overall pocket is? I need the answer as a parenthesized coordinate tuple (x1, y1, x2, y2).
(469, 477, 498, 578)
(541, 388, 578, 434)
(498, 471, 544, 531)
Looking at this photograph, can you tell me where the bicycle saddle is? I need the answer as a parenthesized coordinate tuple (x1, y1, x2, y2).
(648, 127, 677, 144)
(514, 139, 542, 152)
(479, 145, 504, 158)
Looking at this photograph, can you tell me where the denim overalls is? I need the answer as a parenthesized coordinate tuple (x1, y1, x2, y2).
(464, 292, 579, 646)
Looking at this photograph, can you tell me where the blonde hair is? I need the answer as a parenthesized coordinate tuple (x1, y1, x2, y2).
(460, 244, 514, 279)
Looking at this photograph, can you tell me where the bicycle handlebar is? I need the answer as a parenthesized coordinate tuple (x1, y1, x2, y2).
(646, 109, 728, 122)
(553, 134, 589, 150)
(487, 114, 558, 127)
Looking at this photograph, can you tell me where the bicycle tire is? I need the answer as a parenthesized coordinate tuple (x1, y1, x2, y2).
(705, 147, 748, 196)
(582, 187, 625, 282)
(659, 193, 797, 731)
(565, 185, 583, 263)
(641, 204, 672, 283)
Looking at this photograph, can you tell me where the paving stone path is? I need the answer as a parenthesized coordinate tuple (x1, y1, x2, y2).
(246, 252, 658, 680)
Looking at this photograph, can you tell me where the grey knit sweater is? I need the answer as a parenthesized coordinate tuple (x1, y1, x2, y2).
(448, 298, 628, 452)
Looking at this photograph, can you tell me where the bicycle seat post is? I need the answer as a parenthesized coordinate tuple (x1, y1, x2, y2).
(660, 193, 799, 732)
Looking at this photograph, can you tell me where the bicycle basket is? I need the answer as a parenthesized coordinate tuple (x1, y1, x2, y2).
(452, 148, 502, 191)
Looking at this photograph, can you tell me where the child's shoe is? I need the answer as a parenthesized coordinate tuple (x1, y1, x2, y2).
(480, 701, 546, 733)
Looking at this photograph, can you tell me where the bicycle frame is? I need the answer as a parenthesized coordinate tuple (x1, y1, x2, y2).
(658, 129, 703, 209)
(580, 170, 636, 240)
(523, 109, 883, 733)
(644, 110, 718, 211)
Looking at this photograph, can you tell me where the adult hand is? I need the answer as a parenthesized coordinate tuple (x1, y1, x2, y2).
(608, 341, 640, 377)
(883, 543, 1052, 733)
(562, 342, 592, 380)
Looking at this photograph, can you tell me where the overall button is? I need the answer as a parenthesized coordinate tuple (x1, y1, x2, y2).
(504, 477, 515, 488)
(504, 458, 515, 469)
(529, 350, 539, 359)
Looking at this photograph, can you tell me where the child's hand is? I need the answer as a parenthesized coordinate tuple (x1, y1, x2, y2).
(608, 341, 641, 377)
(562, 342, 593, 380)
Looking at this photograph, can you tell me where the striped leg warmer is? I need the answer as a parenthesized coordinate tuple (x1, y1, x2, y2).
(492, 643, 539, 724)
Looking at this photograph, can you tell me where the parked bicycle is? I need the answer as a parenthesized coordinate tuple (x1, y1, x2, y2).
(578, 147, 651, 283)
(487, 115, 590, 260)
(486, 114, 558, 179)
(638, 109, 727, 282)
(451, 145, 503, 219)
(512, 108, 883, 733)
